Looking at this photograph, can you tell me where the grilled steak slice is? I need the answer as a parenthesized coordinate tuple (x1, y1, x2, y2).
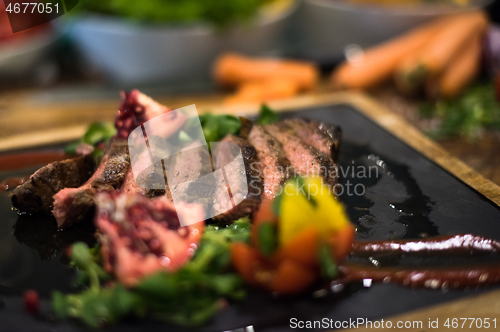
(164, 143, 214, 205)
(211, 135, 263, 223)
(284, 118, 341, 161)
(121, 136, 172, 199)
(11, 154, 95, 214)
(248, 124, 291, 200)
(265, 122, 338, 188)
(53, 139, 130, 228)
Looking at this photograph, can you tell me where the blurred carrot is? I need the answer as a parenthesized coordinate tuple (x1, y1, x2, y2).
(330, 17, 447, 90)
(427, 33, 482, 99)
(395, 10, 488, 93)
(224, 78, 301, 105)
(214, 53, 318, 91)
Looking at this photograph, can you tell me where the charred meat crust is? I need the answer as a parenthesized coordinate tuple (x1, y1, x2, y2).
(11, 154, 95, 214)
(164, 143, 213, 204)
(284, 118, 341, 162)
(211, 135, 263, 223)
(265, 122, 338, 188)
(247, 124, 292, 200)
(52, 139, 130, 228)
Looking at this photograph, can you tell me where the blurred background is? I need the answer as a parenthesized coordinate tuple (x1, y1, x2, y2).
(1, 0, 500, 183)
(1, 0, 498, 88)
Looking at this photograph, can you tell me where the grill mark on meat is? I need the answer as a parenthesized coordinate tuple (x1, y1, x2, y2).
(53, 139, 130, 228)
(265, 122, 338, 188)
(248, 124, 291, 200)
(164, 143, 214, 206)
(211, 135, 262, 223)
(284, 118, 341, 162)
(121, 136, 172, 199)
(11, 154, 95, 214)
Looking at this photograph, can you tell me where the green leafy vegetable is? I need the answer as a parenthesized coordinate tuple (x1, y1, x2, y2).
(295, 176, 317, 207)
(198, 113, 241, 143)
(258, 222, 278, 257)
(420, 82, 500, 140)
(257, 104, 279, 125)
(272, 191, 283, 215)
(73, 0, 269, 29)
(318, 243, 338, 279)
(65, 122, 116, 160)
(52, 218, 251, 327)
(70, 243, 110, 291)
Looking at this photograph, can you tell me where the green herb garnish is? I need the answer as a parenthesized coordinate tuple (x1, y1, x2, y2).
(52, 217, 251, 328)
(198, 113, 241, 143)
(318, 243, 338, 279)
(65, 122, 116, 160)
(258, 222, 278, 257)
(420, 82, 500, 140)
(257, 104, 279, 125)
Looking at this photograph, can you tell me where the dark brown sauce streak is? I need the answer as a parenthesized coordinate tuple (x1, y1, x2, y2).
(338, 264, 500, 289)
(339, 234, 500, 289)
(351, 234, 500, 257)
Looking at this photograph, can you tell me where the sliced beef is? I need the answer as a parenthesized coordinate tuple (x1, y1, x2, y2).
(265, 122, 338, 188)
(53, 139, 130, 228)
(164, 143, 215, 205)
(120, 165, 147, 196)
(11, 154, 95, 214)
(248, 124, 291, 200)
(121, 137, 172, 199)
(211, 135, 262, 223)
(284, 118, 341, 161)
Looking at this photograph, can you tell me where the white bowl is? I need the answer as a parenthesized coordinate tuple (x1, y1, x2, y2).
(295, 0, 492, 63)
(58, 0, 297, 84)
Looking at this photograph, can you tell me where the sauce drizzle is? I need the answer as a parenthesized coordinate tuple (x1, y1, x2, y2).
(339, 234, 500, 289)
(352, 234, 500, 257)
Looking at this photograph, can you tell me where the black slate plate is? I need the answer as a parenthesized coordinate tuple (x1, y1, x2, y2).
(1, 104, 500, 332)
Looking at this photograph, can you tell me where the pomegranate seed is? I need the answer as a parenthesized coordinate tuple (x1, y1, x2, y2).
(23, 290, 39, 315)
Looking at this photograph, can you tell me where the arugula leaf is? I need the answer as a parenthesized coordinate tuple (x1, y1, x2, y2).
(71, 242, 93, 271)
(318, 243, 338, 279)
(258, 223, 278, 257)
(295, 176, 317, 208)
(52, 218, 251, 328)
(52, 291, 68, 320)
(257, 104, 279, 125)
(70, 243, 110, 293)
(186, 217, 251, 273)
(273, 191, 283, 215)
(199, 113, 241, 143)
(82, 122, 116, 146)
(65, 122, 116, 160)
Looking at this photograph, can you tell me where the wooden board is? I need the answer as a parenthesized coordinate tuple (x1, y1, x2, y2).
(1, 91, 500, 330)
